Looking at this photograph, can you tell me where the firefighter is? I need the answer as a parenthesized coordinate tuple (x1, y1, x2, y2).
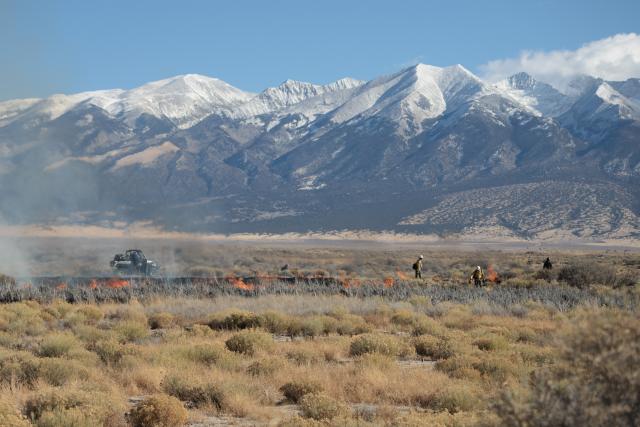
(470, 266, 484, 287)
(543, 257, 553, 270)
(413, 255, 424, 279)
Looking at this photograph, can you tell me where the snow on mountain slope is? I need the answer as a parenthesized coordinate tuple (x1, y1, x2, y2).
(324, 64, 490, 135)
(562, 80, 640, 130)
(594, 82, 640, 120)
(496, 72, 573, 117)
(231, 77, 364, 118)
(0, 90, 123, 127)
(1, 64, 640, 238)
(609, 78, 640, 102)
(0, 75, 254, 130)
(0, 98, 42, 125)
(104, 74, 254, 128)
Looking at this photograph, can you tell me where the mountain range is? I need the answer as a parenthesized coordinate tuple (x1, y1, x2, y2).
(0, 64, 639, 241)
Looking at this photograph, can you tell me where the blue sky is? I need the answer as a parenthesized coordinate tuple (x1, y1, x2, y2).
(1, 0, 639, 100)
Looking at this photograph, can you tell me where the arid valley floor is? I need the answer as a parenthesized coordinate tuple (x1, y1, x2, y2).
(0, 239, 638, 426)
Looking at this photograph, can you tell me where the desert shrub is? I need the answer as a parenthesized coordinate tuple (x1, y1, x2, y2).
(45, 301, 74, 320)
(473, 358, 518, 383)
(109, 305, 147, 324)
(517, 345, 555, 366)
(90, 339, 126, 365)
(430, 385, 480, 413)
(114, 321, 149, 343)
(185, 344, 237, 369)
(247, 357, 284, 376)
(148, 312, 175, 329)
(72, 324, 110, 345)
(514, 327, 537, 343)
(443, 307, 476, 331)
(280, 380, 323, 403)
(282, 318, 307, 338)
(225, 331, 273, 355)
(557, 262, 616, 288)
(474, 335, 508, 352)
(534, 269, 556, 282)
(436, 355, 481, 380)
(38, 334, 80, 358)
(508, 304, 529, 318)
(34, 407, 93, 427)
(412, 317, 442, 336)
(75, 305, 104, 323)
(0, 397, 30, 427)
(0, 351, 40, 387)
(22, 385, 123, 425)
(258, 311, 290, 335)
(286, 348, 320, 365)
(298, 318, 324, 338)
(185, 324, 213, 336)
(317, 316, 339, 335)
(128, 394, 187, 427)
(334, 314, 372, 336)
(471, 300, 506, 316)
(208, 310, 260, 330)
(349, 334, 412, 358)
(414, 336, 454, 360)
(0, 303, 46, 336)
(38, 358, 87, 386)
(425, 304, 447, 318)
(390, 310, 417, 327)
(277, 416, 323, 427)
(300, 393, 347, 421)
(492, 310, 640, 427)
(162, 375, 225, 409)
(105, 409, 134, 427)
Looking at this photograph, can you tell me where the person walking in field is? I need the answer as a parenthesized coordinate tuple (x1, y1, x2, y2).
(413, 255, 424, 279)
(469, 265, 484, 287)
(543, 257, 553, 270)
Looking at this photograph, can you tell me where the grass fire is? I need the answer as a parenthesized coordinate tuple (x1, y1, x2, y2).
(0, 243, 637, 426)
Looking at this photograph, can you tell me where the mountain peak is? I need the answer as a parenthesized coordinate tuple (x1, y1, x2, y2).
(506, 72, 537, 90)
(325, 77, 365, 91)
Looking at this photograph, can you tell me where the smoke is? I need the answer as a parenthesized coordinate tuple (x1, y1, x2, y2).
(480, 33, 640, 92)
(0, 217, 32, 278)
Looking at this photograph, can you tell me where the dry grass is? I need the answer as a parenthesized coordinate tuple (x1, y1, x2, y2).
(0, 245, 638, 426)
(0, 292, 635, 425)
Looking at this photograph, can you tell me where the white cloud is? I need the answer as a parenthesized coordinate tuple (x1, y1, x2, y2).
(480, 33, 640, 92)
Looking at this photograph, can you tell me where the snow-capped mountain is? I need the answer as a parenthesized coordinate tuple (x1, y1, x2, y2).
(0, 65, 639, 240)
(496, 72, 573, 117)
(231, 77, 364, 119)
(0, 74, 254, 130)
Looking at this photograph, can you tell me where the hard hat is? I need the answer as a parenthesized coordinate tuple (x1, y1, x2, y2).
(419, 255, 424, 259)
(476, 266, 481, 270)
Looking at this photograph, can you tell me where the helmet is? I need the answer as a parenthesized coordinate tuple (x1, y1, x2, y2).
(476, 266, 481, 271)
(419, 255, 424, 259)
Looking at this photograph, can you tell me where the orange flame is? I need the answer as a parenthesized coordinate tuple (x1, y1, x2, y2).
(227, 276, 255, 291)
(55, 283, 67, 290)
(383, 277, 394, 288)
(89, 279, 98, 289)
(396, 271, 410, 280)
(486, 265, 500, 283)
(107, 278, 129, 289)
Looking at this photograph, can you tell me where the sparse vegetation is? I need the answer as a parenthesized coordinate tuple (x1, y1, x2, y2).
(0, 245, 637, 425)
(128, 394, 187, 427)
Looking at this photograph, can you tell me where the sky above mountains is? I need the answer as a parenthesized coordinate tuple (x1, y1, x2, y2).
(1, 0, 639, 101)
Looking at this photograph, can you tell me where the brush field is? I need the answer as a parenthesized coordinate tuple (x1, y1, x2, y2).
(0, 242, 638, 426)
